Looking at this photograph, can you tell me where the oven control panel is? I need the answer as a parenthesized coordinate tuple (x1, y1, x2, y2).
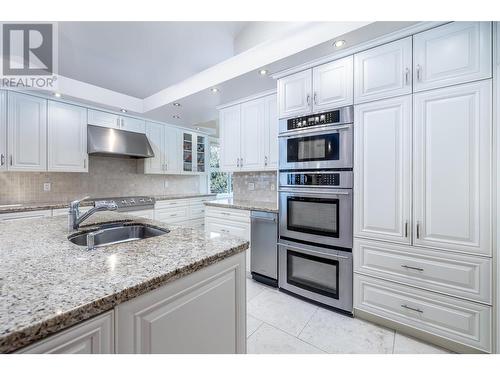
(287, 110, 340, 131)
(279, 171, 353, 189)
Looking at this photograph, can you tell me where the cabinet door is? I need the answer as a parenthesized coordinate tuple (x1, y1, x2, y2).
(219, 105, 241, 172)
(354, 95, 412, 244)
(47, 101, 88, 172)
(87, 109, 120, 129)
(144, 122, 165, 174)
(313, 55, 353, 111)
(277, 70, 312, 118)
(121, 116, 146, 133)
(18, 312, 114, 354)
(413, 81, 491, 255)
(195, 134, 207, 173)
(7, 92, 47, 171)
(0, 91, 6, 171)
(182, 132, 194, 173)
(165, 126, 181, 173)
(414, 22, 492, 92)
(264, 94, 278, 169)
(354, 37, 412, 104)
(240, 98, 264, 171)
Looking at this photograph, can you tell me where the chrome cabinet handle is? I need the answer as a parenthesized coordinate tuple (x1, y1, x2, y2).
(416, 221, 420, 239)
(264, 156, 268, 166)
(401, 265, 424, 271)
(313, 92, 317, 105)
(83, 159, 86, 169)
(416, 64, 422, 81)
(404, 221, 408, 238)
(236, 158, 240, 167)
(240, 158, 243, 167)
(0, 154, 4, 166)
(306, 94, 311, 107)
(404, 68, 410, 85)
(10, 155, 13, 166)
(401, 304, 423, 313)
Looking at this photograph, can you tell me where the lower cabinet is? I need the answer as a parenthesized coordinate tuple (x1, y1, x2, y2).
(115, 252, 246, 353)
(18, 312, 114, 354)
(154, 196, 214, 228)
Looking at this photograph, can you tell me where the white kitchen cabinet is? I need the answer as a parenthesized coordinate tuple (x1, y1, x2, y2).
(7, 92, 47, 171)
(219, 105, 241, 172)
(354, 37, 412, 104)
(88, 109, 145, 133)
(354, 95, 412, 244)
(195, 134, 207, 173)
(47, 101, 88, 172)
(264, 94, 278, 169)
(0, 209, 52, 221)
(312, 55, 354, 110)
(0, 90, 6, 171)
(413, 80, 491, 256)
(277, 70, 312, 118)
(181, 131, 207, 174)
(121, 116, 146, 133)
(354, 274, 492, 353)
(115, 252, 246, 353)
(240, 98, 264, 170)
(165, 126, 181, 173)
(18, 311, 114, 354)
(143, 123, 181, 175)
(413, 22, 492, 92)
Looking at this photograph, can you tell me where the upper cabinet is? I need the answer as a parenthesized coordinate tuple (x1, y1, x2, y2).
(354, 37, 412, 104)
(0, 91, 6, 171)
(196, 134, 207, 173)
(88, 109, 145, 134)
(182, 131, 207, 174)
(219, 93, 278, 172)
(413, 80, 491, 256)
(7, 92, 47, 172)
(278, 70, 312, 119)
(143, 122, 184, 175)
(47, 101, 88, 172)
(413, 22, 492, 92)
(312, 55, 354, 110)
(278, 56, 354, 118)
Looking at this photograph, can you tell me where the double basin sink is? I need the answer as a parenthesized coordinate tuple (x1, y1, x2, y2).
(69, 222, 169, 250)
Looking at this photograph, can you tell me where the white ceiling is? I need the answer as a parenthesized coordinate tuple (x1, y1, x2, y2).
(58, 22, 249, 98)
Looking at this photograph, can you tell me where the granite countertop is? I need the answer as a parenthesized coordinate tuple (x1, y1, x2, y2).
(204, 198, 278, 213)
(0, 193, 217, 214)
(0, 211, 248, 353)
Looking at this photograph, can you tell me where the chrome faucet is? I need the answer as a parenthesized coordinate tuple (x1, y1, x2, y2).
(68, 196, 118, 230)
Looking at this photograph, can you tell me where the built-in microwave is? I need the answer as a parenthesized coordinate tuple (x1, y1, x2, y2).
(278, 106, 353, 171)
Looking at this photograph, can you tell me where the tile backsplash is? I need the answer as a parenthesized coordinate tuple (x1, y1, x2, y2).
(232, 171, 277, 203)
(0, 156, 203, 204)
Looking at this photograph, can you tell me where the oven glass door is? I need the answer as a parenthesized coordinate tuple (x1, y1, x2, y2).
(286, 133, 339, 163)
(287, 196, 339, 238)
(287, 249, 339, 299)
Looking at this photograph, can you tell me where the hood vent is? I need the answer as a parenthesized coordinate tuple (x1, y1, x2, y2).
(87, 125, 154, 159)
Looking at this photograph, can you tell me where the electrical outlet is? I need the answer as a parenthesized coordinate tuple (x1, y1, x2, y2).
(248, 182, 255, 191)
(43, 182, 51, 192)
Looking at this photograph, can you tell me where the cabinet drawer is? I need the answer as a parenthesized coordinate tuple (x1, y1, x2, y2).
(354, 239, 491, 304)
(17, 311, 114, 354)
(156, 199, 189, 210)
(189, 204, 206, 219)
(205, 217, 250, 241)
(354, 274, 492, 352)
(127, 209, 154, 220)
(205, 206, 250, 223)
(155, 206, 189, 223)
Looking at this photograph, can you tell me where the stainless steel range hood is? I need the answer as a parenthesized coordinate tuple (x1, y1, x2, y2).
(87, 125, 154, 159)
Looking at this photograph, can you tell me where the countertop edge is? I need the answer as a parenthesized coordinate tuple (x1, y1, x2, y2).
(204, 201, 278, 214)
(2, 240, 248, 353)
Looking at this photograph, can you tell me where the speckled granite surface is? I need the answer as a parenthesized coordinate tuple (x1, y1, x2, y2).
(0, 194, 217, 214)
(204, 198, 278, 213)
(0, 211, 248, 353)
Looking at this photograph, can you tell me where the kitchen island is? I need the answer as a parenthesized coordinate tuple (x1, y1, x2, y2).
(0, 212, 248, 353)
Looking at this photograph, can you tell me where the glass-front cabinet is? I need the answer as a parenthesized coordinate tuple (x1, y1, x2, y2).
(181, 131, 207, 174)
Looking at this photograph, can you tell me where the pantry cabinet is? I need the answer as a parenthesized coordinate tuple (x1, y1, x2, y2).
(354, 37, 412, 104)
(413, 80, 492, 256)
(88, 109, 146, 134)
(219, 93, 277, 172)
(143, 122, 181, 174)
(354, 95, 412, 244)
(7, 92, 47, 172)
(0, 90, 6, 171)
(413, 22, 492, 92)
(47, 101, 88, 172)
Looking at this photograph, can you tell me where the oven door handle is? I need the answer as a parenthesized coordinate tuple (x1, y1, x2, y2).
(278, 242, 350, 260)
(278, 124, 352, 138)
(279, 188, 350, 196)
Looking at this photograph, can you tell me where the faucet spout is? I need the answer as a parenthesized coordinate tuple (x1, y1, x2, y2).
(68, 198, 118, 230)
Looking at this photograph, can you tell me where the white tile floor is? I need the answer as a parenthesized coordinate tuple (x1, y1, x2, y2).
(246, 277, 451, 354)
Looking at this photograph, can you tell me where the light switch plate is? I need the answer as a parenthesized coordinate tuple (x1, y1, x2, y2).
(43, 182, 51, 192)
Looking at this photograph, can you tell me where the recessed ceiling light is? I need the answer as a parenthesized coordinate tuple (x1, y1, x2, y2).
(210, 87, 219, 93)
(173, 115, 181, 119)
(120, 109, 127, 113)
(195, 127, 201, 130)
(259, 69, 268, 76)
(53, 92, 61, 98)
(333, 40, 346, 48)
(173, 102, 181, 107)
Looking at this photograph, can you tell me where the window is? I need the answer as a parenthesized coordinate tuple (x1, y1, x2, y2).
(209, 140, 232, 195)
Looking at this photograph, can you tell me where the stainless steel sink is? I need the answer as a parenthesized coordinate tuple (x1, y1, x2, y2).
(68, 223, 169, 250)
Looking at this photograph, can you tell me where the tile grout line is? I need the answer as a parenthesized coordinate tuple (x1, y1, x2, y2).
(297, 306, 319, 339)
(262, 321, 329, 354)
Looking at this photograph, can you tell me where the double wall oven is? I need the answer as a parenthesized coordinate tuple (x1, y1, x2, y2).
(278, 107, 353, 313)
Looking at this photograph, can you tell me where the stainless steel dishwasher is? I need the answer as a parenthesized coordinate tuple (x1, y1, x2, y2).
(250, 210, 278, 287)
